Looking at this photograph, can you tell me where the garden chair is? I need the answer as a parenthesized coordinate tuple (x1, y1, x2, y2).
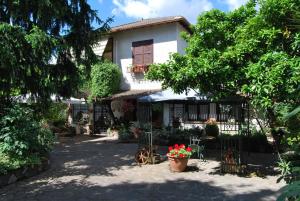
(189, 135, 204, 160)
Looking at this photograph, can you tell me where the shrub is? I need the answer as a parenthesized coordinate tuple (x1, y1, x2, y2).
(205, 118, 219, 137)
(42, 102, 68, 126)
(0, 152, 42, 175)
(118, 124, 133, 141)
(0, 104, 55, 159)
(277, 106, 300, 201)
(218, 132, 272, 153)
(90, 61, 121, 99)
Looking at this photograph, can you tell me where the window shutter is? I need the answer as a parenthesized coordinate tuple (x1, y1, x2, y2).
(132, 45, 143, 65)
(143, 43, 153, 65)
(132, 40, 153, 66)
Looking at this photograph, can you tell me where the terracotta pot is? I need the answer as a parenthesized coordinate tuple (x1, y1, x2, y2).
(168, 156, 188, 172)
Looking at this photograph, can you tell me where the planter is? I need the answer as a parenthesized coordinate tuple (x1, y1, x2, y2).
(131, 65, 149, 73)
(205, 124, 219, 137)
(168, 156, 188, 172)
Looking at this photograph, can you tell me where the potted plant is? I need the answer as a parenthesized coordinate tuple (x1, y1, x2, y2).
(167, 144, 193, 172)
(205, 118, 219, 137)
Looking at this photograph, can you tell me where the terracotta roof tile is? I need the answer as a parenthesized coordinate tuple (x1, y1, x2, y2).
(110, 16, 191, 33)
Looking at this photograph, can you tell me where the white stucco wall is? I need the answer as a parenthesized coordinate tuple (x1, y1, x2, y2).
(112, 23, 181, 90)
(93, 22, 189, 91)
(93, 36, 109, 57)
(176, 24, 188, 55)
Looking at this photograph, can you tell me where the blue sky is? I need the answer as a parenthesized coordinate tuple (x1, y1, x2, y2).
(88, 0, 247, 28)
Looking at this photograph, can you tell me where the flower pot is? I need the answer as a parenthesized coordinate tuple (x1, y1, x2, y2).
(75, 124, 81, 135)
(168, 156, 188, 172)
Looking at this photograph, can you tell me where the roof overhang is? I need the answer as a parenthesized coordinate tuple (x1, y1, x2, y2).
(97, 89, 162, 101)
(109, 16, 192, 34)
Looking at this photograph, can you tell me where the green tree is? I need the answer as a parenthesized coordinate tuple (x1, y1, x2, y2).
(0, 0, 111, 104)
(147, 0, 300, 128)
(90, 61, 121, 99)
(90, 61, 122, 125)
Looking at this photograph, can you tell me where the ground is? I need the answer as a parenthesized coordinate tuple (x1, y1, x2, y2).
(0, 136, 284, 201)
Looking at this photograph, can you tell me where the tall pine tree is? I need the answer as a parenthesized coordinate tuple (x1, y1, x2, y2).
(0, 0, 111, 103)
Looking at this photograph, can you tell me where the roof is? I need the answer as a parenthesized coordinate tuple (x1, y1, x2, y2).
(110, 16, 191, 33)
(100, 89, 161, 101)
(138, 89, 208, 102)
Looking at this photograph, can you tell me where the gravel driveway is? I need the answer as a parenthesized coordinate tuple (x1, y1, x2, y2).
(0, 136, 285, 201)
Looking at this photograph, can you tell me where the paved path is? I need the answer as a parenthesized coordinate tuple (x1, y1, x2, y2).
(0, 136, 284, 201)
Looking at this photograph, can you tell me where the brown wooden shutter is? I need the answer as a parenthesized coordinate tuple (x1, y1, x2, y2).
(132, 39, 153, 66)
(143, 42, 153, 65)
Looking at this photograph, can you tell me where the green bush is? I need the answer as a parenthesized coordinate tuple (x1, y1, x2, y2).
(218, 132, 272, 153)
(0, 153, 42, 175)
(277, 106, 300, 201)
(0, 104, 55, 159)
(42, 103, 68, 126)
(90, 61, 121, 98)
(205, 124, 219, 137)
(118, 127, 133, 141)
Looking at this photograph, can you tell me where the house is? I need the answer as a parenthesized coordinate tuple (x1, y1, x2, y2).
(71, 16, 247, 134)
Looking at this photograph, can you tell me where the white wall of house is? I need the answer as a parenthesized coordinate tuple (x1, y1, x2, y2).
(93, 36, 109, 57)
(92, 21, 190, 126)
(93, 22, 188, 91)
(111, 22, 188, 90)
(176, 23, 188, 55)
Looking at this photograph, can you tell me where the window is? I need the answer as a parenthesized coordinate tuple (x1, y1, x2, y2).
(72, 104, 88, 123)
(169, 104, 185, 128)
(199, 104, 209, 121)
(188, 104, 197, 121)
(132, 39, 153, 67)
(217, 103, 244, 122)
(187, 103, 210, 121)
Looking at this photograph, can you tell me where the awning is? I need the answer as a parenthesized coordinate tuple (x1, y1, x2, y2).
(137, 88, 208, 102)
(100, 89, 161, 101)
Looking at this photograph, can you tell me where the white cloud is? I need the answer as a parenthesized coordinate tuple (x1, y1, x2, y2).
(223, 0, 247, 10)
(112, 0, 213, 24)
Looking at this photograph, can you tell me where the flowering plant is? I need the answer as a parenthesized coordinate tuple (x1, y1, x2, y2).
(167, 144, 193, 159)
(205, 118, 217, 125)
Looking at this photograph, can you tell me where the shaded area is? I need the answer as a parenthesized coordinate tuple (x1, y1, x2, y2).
(0, 136, 283, 201)
(204, 149, 280, 177)
(0, 178, 279, 201)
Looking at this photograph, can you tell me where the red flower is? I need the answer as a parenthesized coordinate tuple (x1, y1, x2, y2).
(180, 144, 185, 149)
(186, 147, 192, 152)
(168, 146, 173, 152)
(179, 154, 184, 158)
(174, 144, 179, 149)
